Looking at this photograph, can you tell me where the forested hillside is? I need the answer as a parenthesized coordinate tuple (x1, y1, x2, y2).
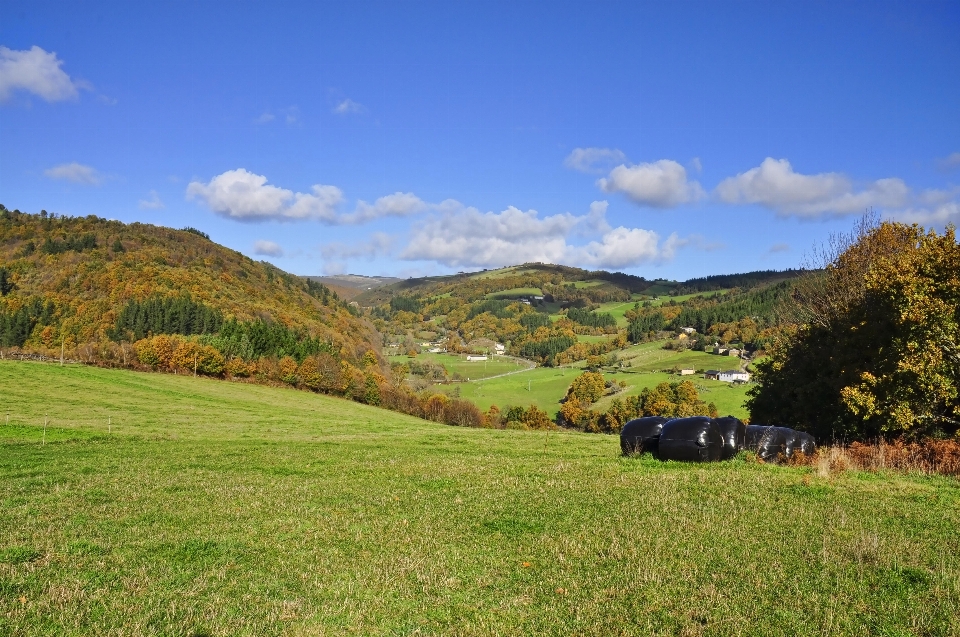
(0, 207, 381, 365)
(1, 205, 813, 428)
(357, 262, 803, 366)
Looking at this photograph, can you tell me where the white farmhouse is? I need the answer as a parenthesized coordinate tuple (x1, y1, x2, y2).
(719, 370, 750, 383)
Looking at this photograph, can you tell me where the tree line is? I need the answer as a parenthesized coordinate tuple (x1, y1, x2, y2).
(0, 298, 57, 348)
(109, 295, 224, 341)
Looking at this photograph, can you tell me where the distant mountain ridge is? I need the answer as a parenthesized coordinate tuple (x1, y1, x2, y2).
(351, 262, 804, 306)
(308, 274, 403, 290)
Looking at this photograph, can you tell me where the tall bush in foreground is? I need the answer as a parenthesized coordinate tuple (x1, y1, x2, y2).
(748, 218, 960, 440)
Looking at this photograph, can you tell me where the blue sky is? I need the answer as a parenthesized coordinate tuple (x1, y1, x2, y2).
(2, 0, 958, 280)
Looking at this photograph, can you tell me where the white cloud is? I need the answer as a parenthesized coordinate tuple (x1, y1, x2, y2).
(254, 107, 298, 125)
(579, 200, 611, 234)
(767, 243, 790, 254)
(287, 185, 347, 222)
(570, 227, 680, 269)
(187, 169, 431, 225)
(938, 152, 960, 171)
(138, 190, 164, 210)
(334, 98, 365, 114)
(0, 45, 83, 102)
(253, 240, 284, 257)
(187, 169, 300, 221)
(402, 200, 682, 269)
(715, 157, 910, 218)
(44, 162, 101, 185)
(564, 147, 628, 173)
(598, 159, 705, 208)
(889, 201, 960, 226)
(402, 204, 578, 268)
(321, 232, 392, 261)
(344, 192, 428, 224)
(323, 261, 347, 275)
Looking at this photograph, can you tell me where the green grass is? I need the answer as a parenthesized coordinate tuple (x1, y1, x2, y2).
(591, 300, 637, 327)
(469, 266, 529, 279)
(621, 346, 723, 373)
(439, 366, 578, 417)
(570, 280, 604, 289)
(486, 287, 542, 300)
(432, 343, 751, 418)
(3, 361, 959, 636)
(647, 289, 730, 307)
(390, 352, 531, 381)
(575, 334, 614, 344)
(640, 282, 676, 296)
(592, 372, 751, 418)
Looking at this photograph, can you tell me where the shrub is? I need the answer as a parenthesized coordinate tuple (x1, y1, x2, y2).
(443, 399, 483, 427)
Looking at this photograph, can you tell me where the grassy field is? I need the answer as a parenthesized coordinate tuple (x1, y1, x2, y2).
(647, 289, 730, 307)
(422, 344, 752, 419)
(390, 353, 532, 381)
(590, 299, 640, 327)
(486, 287, 542, 300)
(441, 366, 578, 417)
(619, 344, 736, 374)
(575, 334, 614, 344)
(3, 361, 958, 636)
(591, 372, 751, 418)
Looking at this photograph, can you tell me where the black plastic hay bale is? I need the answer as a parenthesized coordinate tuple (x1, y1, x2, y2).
(714, 416, 746, 460)
(745, 425, 786, 462)
(796, 431, 817, 456)
(777, 427, 800, 458)
(620, 416, 669, 456)
(658, 417, 723, 462)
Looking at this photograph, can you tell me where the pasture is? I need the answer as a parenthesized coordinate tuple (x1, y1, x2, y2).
(2, 361, 957, 636)
(406, 343, 752, 419)
(390, 352, 533, 381)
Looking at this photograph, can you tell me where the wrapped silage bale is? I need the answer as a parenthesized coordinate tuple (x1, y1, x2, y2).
(796, 431, 817, 456)
(658, 417, 723, 462)
(619, 416, 669, 456)
(745, 425, 787, 462)
(714, 416, 746, 460)
(777, 427, 800, 458)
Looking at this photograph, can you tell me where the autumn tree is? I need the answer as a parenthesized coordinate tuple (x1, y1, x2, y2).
(748, 218, 960, 440)
(568, 371, 606, 404)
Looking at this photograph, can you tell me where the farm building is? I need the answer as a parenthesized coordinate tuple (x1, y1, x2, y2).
(722, 370, 750, 382)
(679, 369, 696, 375)
(466, 355, 488, 361)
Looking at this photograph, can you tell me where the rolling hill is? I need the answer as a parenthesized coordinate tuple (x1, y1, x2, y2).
(0, 206, 806, 429)
(0, 208, 381, 364)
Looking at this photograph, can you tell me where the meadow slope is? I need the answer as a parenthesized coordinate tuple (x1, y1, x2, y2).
(1, 361, 958, 636)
